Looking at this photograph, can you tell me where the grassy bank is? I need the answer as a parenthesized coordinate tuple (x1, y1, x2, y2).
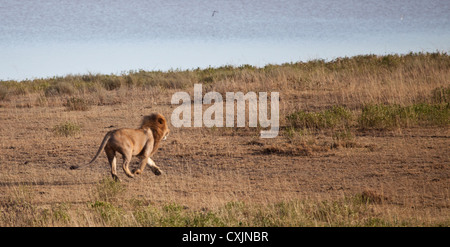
(1, 52, 449, 131)
(2, 178, 446, 227)
(1, 52, 449, 103)
(286, 102, 449, 130)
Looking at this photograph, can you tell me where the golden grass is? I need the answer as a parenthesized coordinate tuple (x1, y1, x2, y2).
(0, 52, 449, 226)
(1, 178, 447, 227)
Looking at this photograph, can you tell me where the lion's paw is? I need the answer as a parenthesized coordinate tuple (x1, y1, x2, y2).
(153, 169, 162, 176)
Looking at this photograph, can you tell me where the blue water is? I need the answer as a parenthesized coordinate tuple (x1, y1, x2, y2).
(1, 0, 449, 81)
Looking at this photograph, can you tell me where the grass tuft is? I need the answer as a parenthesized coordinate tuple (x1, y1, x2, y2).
(286, 106, 353, 130)
(44, 81, 75, 97)
(52, 121, 81, 137)
(431, 86, 450, 104)
(358, 103, 449, 129)
(95, 177, 126, 203)
(63, 97, 91, 111)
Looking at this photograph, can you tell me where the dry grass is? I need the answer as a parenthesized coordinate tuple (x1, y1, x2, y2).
(63, 97, 91, 111)
(0, 53, 449, 226)
(52, 121, 82, 137)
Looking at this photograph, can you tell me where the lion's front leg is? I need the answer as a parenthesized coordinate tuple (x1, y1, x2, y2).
(147, 157, 162, 176)
(133, 157, 148, 175)
(134, 139, 155, 175)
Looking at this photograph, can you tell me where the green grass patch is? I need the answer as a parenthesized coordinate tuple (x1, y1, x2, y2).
(431, 86, 450, 104)
(90, 201, 126, 226)
(94, 177, 126, 202)
(128, 197, 443, 227)
(286, 106, 353, 130)
(52, 121, 81, 137)
(358, 103, 449, 129)
(286, 101, 449, 132)
(2, 192, 447, 226)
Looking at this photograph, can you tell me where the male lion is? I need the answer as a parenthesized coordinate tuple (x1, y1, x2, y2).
(70, 113, 170, 181)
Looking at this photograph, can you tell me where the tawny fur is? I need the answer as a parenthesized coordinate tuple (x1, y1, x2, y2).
(70, 113, 169, 181)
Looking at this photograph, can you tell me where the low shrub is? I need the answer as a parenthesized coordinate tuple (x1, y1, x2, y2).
(286, 106, 353, 130)
(44, 82, 75, 96)
(52, 121, 81, 137)
(431, 86, 450, 104)
(358, 103, 449, 129)
(100, 77, 122, 91)
(95, 177, 126, 202)
(63, 97, 90, 111)
(0, 84, 9, 100)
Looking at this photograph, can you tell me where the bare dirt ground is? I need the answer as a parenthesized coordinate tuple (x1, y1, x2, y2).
(0, 87, 448, 225)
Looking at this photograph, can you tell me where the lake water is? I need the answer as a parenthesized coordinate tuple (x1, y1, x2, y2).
(1, 0, 449, 81)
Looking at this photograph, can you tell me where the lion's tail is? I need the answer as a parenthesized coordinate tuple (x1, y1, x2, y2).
(70, 131, 112, 170)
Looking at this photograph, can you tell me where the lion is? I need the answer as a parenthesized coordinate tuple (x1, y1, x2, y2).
(70, 113, 170, 182)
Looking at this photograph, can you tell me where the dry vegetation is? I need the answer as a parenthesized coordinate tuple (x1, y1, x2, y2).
(0, 52, 449, 226)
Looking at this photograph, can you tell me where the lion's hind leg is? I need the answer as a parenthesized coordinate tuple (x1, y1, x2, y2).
(106, 146, 120, 182)
(147, 157, 162, 176)
(121, 152, 134, 178)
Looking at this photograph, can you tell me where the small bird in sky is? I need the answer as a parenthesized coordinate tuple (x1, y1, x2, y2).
(212, 10, 218, 17)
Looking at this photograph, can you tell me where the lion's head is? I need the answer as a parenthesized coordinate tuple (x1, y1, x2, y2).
(140, 113, 170, 142)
